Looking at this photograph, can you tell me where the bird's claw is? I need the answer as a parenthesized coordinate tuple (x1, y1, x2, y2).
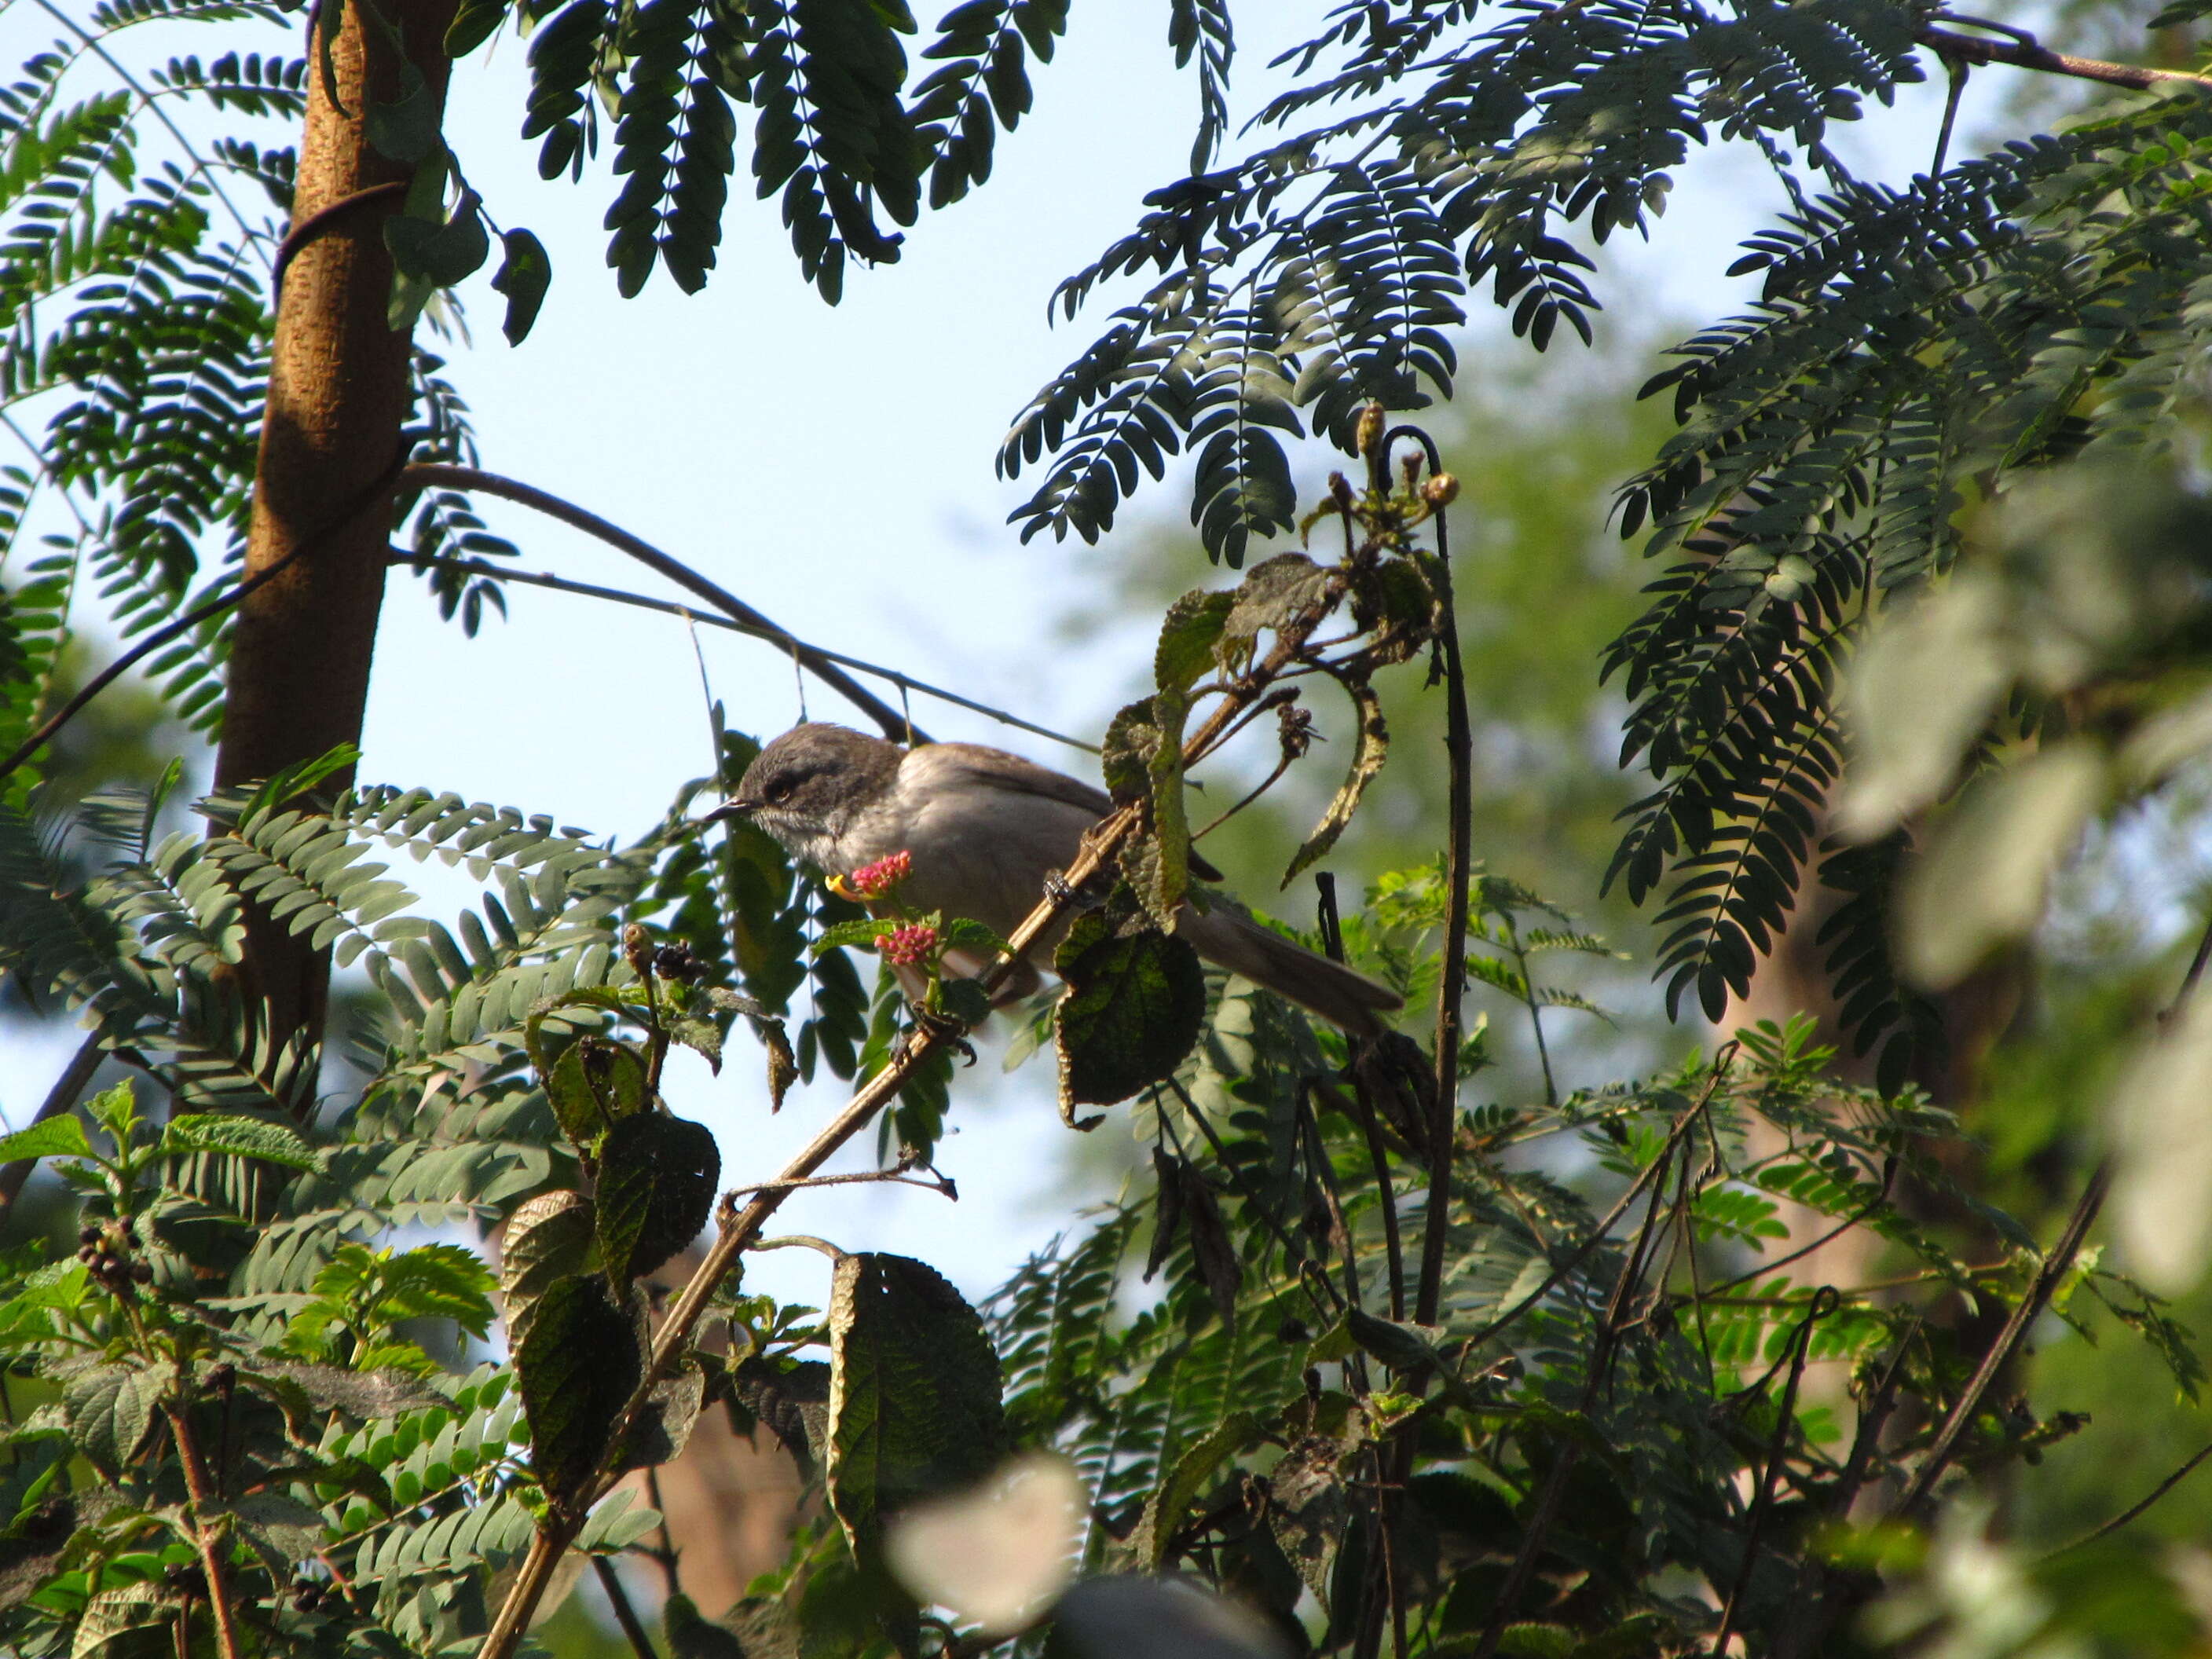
(1045, 868, 1107, 913)
(896, 1002, 977, 1068)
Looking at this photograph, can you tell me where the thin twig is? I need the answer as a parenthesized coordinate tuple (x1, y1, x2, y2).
(401, 464, 925, 744)
(725, 1169, 957, 1201)
(2039, 1438, 2212, 1559)
(0, 454, 408, 787)
(591, 1558, 658, 1659)
(1891, 1161, 2111, 1518)
(393, 551, 1097, 754)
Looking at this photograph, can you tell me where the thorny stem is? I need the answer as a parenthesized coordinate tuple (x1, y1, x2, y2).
(476, 573, 1345, 1659)
(163, 1393, 246, 1659)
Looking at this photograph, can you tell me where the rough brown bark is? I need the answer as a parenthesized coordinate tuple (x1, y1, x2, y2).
(216, 0, 459, 1048)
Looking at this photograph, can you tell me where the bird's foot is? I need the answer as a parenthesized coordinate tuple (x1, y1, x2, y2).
(895, 1002, 977, 1068)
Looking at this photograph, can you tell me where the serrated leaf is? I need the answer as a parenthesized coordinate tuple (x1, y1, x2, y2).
(71, 1584, 175, 1659)
(517, 1276, 641, 1503)
(826, 1254, 1006, 1562)
(597, 1114, 720, 1288)
(615, 1357, 706, 1474)
(1101, 696, 1164, 803)
(732, 1355, 831, 1476)
(161, 1112, 317, 1170)
(1053, 904, 1207, 1115)
(1134, 1408, 1260, 1567)
(1221, 553, 1331, 654)
(500, 1189, 596, 1347)
(1282, 680, 1386, 888)
(63, 1361, 174, 1480)
(225, 1490, 328, 1575)
(0, 1116, 90, 1165)
(1269, 1437, 1353, 1602)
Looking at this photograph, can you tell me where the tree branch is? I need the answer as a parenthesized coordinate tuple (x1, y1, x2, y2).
(390, 550, 1096, 754)
(399, 464, 926, 745)
(1920, 18, 2212, 90)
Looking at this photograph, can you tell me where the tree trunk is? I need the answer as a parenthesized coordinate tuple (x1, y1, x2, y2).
(216, 0, 457, 1050)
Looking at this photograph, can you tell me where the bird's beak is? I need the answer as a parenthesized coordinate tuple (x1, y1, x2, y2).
(699, 795, 758, 826)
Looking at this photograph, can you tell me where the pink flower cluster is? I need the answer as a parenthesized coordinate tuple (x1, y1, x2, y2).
(877, 922, 939, 968)
(850, 849, 914, 899)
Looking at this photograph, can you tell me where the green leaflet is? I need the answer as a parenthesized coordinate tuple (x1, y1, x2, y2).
(160, 1111, 317, 1170)
(1133, 1408, 1261, 1568)
(544, 1035, 651, 1144)
(0, 1116, 90, 1164)
(595, 1113, 720, 1289)
(826, 1254, 1005, 1562)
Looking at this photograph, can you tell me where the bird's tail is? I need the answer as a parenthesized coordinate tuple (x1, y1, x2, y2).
(1180, 903, 1403, 1038)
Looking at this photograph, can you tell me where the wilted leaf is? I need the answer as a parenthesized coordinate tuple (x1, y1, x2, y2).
(732, 1356, 831, 1477)
(1146, 1147, 1187, 1282)
(1898, 741, 2108, 989)
(764, 1024, 799, 1111)
(597, 1114, 719, 1289)
(1345, 1307, 1448, 1374)
(0, 1500, 75, 1609)
(887, 1453, 1082, 1635)
(1171, 1158, 1240, 1327)
(827, 1254, 1006, 1562)
(517, 1276, 641, 1503)
(1103, 695, 1166, 803)
(1282, 680, 1387, 888)
(1269, 1437, 1354, 1601)
(1134, 1410, 1261, 1567)
(500, 1189, 596, 1347)
(1155, 590, 1237, 694)
(246, 1363, 447, 1437)
(1053, 907, 1207, 1116)
(1221, 554, 1331, 654)
(62, 1361, 172, 1480)
(225, 1490, 328, 1575)
(617, 1357, 707, 1474)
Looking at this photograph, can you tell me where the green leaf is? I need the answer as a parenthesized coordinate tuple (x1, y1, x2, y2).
(386, 189, 492, 287)
(545, 1036, 651, 1143)
(493, 229, 552, 344)
(1221, 553, 1331, 654)
(446, 0, 513, 57)
(224, 1490, 328, 1576)
(0, 1116, 90, 1165)
(814, 917, 893, 956)
(1281, 679, 1387, 888)
(62, 1361, 174, 1480)
(616, 1357, 707, 1474)
(1129, 683, 1192, 929)
(1101, 695, 1164, 803)
(365, 62, 441, 163)
(516, 1276, 641, 1503)
(732, 1355, 831, 1477)
(826, 1254, 1006, 1562)
(160, 1112, 317, 1170)
(500, 1189, 597, 1349)
(1053, 903, 1207, 1115)
(1133, 1408, 1260, 1567)
(1155, 588, 1236, 694)
(597, 1113, 720, 1288)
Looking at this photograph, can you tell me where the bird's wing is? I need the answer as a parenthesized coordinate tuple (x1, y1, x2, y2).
(907, 743, 1225, 881)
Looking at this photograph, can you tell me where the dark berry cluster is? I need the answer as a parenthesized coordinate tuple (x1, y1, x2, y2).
(652, 941, 705, 982)
(292, 1578, 338, 1613)
(163, 1563, 208, 1598)
(76, 1220, 152, 1293)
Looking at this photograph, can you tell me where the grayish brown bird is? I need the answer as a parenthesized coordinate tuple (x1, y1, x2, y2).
(705, 723, 1402, 1036)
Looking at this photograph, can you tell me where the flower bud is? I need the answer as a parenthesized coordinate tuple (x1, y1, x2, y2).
(622, 922, 653, 980)
(1421, 472, 1459, 508)
(877, 921, 939, 968)
(1355, 401, 1385, 457)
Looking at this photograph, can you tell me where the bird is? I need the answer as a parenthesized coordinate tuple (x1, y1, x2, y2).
(704, 723, 1404, 1037)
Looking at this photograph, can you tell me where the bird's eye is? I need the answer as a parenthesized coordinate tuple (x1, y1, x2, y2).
(767, 781, 793, 804)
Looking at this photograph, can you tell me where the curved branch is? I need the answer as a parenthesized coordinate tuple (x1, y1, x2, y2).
(390, 551, 1097, 753)
(401, 464, 923, 743)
